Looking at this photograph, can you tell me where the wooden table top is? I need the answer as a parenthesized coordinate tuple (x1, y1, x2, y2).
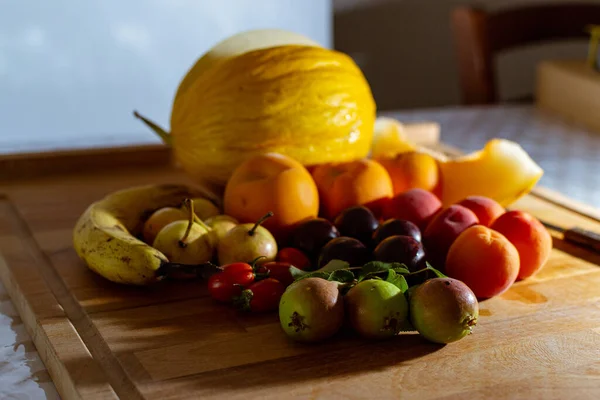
(1, 104, 599, 399)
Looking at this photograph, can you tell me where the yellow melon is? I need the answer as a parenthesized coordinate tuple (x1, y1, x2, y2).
(135, 30, 375, 188)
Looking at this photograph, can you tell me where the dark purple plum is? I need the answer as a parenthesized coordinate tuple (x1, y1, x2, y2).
(373, 235, 425, 271)
(333, 206, 379, 247)
(372, 219, 421, 246)
(290, 218, 340, 261)
(318, 237, 370, 268)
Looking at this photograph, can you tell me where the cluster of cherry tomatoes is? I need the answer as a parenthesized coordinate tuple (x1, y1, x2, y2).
(207, 248, 311, 312)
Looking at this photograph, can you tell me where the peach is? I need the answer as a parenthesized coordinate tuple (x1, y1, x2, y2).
(377, 151, 441, 196)
(224, 152, 319, 242)
(446, 225, 520, 298)
(382, 188, 442, 230)
(312, 159, 393, 220)
(457, 196, 505, 227)
(422, 204, 479, 269)
(491, 210, 552, 280)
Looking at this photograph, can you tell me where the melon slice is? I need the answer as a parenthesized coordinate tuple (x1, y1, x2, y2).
(438, 139, 543, 206)
(371, 117, 416, 159)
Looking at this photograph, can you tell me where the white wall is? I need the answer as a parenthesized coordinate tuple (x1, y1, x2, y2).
(0, 0, 332, 153)
(334, 0, 595, 110)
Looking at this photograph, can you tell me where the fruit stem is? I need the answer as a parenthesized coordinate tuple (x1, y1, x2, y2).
(157, 261, 220, 279)
(133, 110, 172, 145)
(179, 198, 195, 247)
(248, 211, 274, 236)
(183, 201, 212, 232)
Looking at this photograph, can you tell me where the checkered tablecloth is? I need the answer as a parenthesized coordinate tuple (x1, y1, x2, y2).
(385, 105, 600, 209)
(1, 104, 599, 399)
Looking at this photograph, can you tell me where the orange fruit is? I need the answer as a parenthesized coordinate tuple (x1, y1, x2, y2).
(224, 153, 319, 242)
(312, 159, 393, 220)
(377, 151, 441, 196)
(446, 225, 520, 299)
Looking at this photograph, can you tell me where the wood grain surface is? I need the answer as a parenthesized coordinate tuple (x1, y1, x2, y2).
(0, 147, 599, 399)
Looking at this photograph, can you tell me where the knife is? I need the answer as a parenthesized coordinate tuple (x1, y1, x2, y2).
(540, 220, 600, 253)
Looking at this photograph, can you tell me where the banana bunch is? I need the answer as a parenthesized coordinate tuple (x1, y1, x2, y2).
(73, 183, 218, 285)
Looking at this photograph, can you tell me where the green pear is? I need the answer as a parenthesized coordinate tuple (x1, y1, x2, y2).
(217, 212, 277, 265)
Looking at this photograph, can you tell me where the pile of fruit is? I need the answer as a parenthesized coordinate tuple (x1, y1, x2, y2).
(73, 146, 551, 345)
(73, 29, 552, 347)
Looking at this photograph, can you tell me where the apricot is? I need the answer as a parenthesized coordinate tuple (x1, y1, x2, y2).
(491, 210, 552, 280)
(382, 189, 442, 230)
(457, 196, 505, 227)
(377, 151, 441, 196)
(445, 225, 520, 298)
(142, 207, 188, 244)
(312, 159, 393, 220)
(423, 205, 479, 269)
(224, 153, 319, 242)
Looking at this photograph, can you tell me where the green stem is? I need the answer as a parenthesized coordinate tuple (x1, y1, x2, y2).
(133, 110, 172, 145)
(248, 212, 274, 236)
(192, 214, 212, 232)
(179, 199, 195, 247)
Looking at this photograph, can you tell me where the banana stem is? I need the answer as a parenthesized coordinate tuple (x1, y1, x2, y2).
(179, 199, 195, 247)
(133, 110, 172, 145)
(157, 261, 220, 279)
(248, 211, 274, 236)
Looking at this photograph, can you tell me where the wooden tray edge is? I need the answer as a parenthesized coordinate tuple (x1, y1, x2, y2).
(0, 198, 122, 400)
(0, 144, 171, 183)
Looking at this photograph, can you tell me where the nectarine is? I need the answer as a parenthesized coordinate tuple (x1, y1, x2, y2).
(423, 204, 479, 269)
(446, 225, 520, 298)
(491, 210, 552, 280)
(457, 196, 505, 227)
(382, 189, 442, 230)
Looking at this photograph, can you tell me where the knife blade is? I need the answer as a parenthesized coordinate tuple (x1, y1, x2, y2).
(539, 220, 600, 253)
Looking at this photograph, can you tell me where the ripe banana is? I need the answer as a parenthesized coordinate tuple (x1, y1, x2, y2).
(73, 183, 219, 285)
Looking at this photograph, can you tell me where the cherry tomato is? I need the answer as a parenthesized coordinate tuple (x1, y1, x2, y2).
(277, 247, 312, 270)
(207, 273, 241, 303)
(260, 262, 294, 287)
(221, 262, 255, 287)
(241, 278, 285, 312)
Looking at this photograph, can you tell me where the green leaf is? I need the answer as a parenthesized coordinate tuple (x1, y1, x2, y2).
(318, 259, 351, 272)
(358, 261, 409, 281)
(290, 266, 308, 280)
(385, 270, 409, 293)
(291, 259, 351, 282)
(328, 269, 355, 283)
(392, 266, 411, 275)
(294, 271, 331, 282)
(425, 262, 447, 278)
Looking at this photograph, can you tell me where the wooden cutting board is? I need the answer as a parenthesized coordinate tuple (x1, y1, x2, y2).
(1, 145, 600, 400)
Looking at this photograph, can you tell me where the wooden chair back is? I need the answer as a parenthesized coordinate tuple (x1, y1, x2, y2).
(451, 3, 600, 105)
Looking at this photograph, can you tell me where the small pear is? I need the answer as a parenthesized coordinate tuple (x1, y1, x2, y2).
(206, 215, 238, 245)
(153, 199, 215, 278)
(190, 197, 220, 220)
(218, 212, 277, 265)
(142, 206, 188, 244)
